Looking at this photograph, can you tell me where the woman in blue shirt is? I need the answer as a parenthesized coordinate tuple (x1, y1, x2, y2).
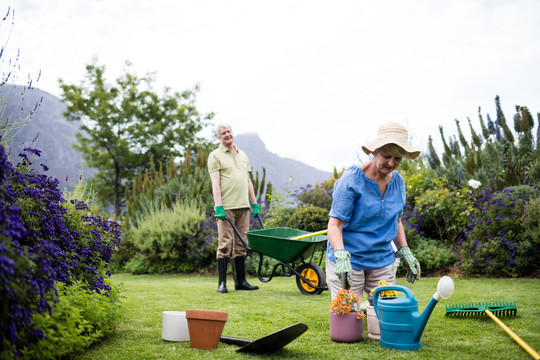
(326, 122, 421, 301)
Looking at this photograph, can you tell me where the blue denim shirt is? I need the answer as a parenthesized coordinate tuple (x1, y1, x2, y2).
(327, 165, 406, 270)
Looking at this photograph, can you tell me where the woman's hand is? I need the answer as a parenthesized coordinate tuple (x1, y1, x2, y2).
(396, 246, 421, 283)
(334, 249, 352, 288)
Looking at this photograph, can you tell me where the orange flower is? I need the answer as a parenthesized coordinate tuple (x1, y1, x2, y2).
(330, 288, 365, 317)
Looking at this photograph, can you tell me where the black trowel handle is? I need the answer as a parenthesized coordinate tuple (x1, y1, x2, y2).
(220, 336, 252, 347)
(343, 273, 351, 290)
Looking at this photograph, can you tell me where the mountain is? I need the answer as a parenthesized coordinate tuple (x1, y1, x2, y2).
(234, 133, 331, 191)
(1, 86, 331, 190)
(1, 85, 92, 183)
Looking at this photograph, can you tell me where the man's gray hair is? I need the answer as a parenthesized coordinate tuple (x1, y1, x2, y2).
(215, 123, 232, 138)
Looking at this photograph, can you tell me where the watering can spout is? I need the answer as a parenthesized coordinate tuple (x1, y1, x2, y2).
(413, 297, 438, 342)
(413, 276, 455, 342)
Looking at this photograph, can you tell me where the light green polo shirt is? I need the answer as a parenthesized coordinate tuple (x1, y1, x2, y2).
(208, 144, 251, 210)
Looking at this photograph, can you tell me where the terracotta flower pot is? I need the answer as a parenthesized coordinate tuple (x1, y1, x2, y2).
(185, 309, 228, 349)
(366, 305, 380, 340)
(329, 310, 364, 343)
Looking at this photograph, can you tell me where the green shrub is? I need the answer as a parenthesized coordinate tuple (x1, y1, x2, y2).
(3, 281, 122, 360)
(523, 197, 540, 242)
(409, 237, 458, 274)
(459, 185, 539, 277)
(295, 167, 343, 211)
(295, 185, 333, 210)
(263, 207, 296, 229)
(400, 158, 437, 207)
(128, 201, 217, 273)
(124, 253, 151, 275)
(287, 206, 328, 232)
(405, 177, 473, 245)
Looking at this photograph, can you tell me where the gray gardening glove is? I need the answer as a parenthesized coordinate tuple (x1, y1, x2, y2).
(396, 246, 421, 283)
(334, 249, 352, 289)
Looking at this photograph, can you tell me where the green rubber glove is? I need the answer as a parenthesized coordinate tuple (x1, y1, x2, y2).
(334, 249, 352, 289)
(250, 203, 260, 216)
(396, 246, 421, 283)
(214, 206, 226, 220)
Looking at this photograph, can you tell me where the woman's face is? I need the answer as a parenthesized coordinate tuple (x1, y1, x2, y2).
(374, 150, 402, 175)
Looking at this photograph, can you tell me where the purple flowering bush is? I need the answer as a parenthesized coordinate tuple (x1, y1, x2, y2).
(0, 142, 122, 358)
(458, 185, 540, 277)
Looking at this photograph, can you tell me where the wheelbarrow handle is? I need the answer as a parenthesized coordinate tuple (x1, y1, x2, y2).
(256, 213, 265, 229)
(222, 216, 252, 251)
(290, 230, 327, 240)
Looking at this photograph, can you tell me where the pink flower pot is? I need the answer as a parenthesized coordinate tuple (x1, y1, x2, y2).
(329, 310, 364, 343)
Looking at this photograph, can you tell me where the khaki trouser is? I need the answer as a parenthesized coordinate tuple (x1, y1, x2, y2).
(217, 208, 250, 258)
(326, 257, 396, 302)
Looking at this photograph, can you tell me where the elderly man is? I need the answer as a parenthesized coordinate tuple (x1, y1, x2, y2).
(208, 123, 260, 293)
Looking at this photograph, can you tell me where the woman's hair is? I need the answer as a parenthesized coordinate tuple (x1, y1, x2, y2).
(215, 123, 232, 138)
(373, 143, 409, 158)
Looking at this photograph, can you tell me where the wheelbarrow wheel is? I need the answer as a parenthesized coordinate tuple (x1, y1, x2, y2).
(296, 263, 325, 295)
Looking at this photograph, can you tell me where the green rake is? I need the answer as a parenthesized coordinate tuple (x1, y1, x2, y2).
(446, 300, 517, 317)
(446, 301, 539, 360)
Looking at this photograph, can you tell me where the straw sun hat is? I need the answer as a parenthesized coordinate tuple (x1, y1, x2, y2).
(361, 122, 421, 159)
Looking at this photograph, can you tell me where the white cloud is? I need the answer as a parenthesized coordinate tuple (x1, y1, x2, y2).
(5, 0, 540, 172)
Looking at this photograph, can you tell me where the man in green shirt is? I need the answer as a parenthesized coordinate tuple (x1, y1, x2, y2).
(208, 123, 260, 293)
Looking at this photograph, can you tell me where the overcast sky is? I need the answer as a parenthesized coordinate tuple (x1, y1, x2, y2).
(4, 0, 540, 172)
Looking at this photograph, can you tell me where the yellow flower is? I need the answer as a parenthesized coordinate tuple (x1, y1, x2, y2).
(369, 280, 398, 298)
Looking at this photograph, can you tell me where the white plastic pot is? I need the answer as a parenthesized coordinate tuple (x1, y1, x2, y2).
(161, 311, 190, 342)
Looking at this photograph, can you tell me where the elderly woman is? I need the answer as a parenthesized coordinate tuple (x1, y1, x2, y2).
(326, 122, 421, 301)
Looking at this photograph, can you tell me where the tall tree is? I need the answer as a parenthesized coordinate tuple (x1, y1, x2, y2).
(426, 135, 441, 169)
(59, 60, 213, 217)
(495, 95, 515, 142)
(468, 116, 482, 149)
(478, 106, 490, 140)
(455, 119, 470, 154)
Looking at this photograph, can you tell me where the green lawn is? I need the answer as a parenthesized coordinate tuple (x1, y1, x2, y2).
(67, 273, 540, 360)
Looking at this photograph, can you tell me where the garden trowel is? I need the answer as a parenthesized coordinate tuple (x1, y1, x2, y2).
(220, 323, 308, 353)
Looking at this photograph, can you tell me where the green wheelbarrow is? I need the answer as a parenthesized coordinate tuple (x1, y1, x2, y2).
(223, 215, 328, 295)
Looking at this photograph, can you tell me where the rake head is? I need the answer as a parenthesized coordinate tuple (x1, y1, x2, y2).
(446, 301, 517, 317)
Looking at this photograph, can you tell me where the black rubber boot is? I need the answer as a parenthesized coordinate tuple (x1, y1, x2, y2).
(233, 256, 259, 290)
(217, 257, 228, 293)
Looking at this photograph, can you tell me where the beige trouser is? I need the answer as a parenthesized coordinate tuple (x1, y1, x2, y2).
(326, 257, 396, 302)
(217, 208, 250, 258)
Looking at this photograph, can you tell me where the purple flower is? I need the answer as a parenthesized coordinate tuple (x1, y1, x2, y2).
(0, 141, 122, 352)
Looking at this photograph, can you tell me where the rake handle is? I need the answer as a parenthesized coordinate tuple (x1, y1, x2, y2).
(485, 309, 540, 360)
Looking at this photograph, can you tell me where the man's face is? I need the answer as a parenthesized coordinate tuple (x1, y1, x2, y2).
(218, 127, 234, 147)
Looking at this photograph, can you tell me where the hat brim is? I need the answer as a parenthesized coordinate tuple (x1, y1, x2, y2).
(362, 141, 421, 160)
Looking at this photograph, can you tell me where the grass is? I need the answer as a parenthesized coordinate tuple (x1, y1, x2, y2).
(67, 273, 540, 360)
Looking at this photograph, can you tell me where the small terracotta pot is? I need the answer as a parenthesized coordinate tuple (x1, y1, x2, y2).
(366, 305, 380, 340)
(185, 309, 228, 349)
(329, 310, 364, 343)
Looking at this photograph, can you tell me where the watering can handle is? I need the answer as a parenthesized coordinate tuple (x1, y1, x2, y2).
(372, 285, 415, 318)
